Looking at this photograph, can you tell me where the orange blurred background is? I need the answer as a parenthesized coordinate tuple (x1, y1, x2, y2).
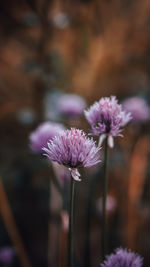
(0, 0, 150, 266)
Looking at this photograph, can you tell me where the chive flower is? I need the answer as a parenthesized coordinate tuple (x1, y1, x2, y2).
(122, 96, 150, 122)
(29, 121, 65, 154)
(84, 96, 132, 148)
(43, 128, 101, 181)
(58, 94, 86, 118)
(101, 248, 143, 267)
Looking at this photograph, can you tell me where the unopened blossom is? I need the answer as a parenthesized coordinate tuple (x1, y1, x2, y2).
(122, 96, 150, 122)
(43, 128, 101, 181)
(29, 121, 65, 154)
(58, 94, 86, 118)
(101, 248, 143, 267)
(84, 96, 132, 148)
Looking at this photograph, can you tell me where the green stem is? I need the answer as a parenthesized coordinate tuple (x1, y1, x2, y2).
(68, 176, 75, 267)
(101, 137, 108, 261)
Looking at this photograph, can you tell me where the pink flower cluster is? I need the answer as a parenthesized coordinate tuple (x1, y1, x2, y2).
(43, 128, 101, 181)
(84, 96, 132, 147)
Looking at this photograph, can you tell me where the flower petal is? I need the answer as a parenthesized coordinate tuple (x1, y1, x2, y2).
(98, 134, 106, 147)
(70, 168, 81, 181)
(108, 135, 114, 148)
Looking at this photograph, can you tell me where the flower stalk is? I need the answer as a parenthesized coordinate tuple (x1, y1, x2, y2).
(68, 175, 75, 267)
(101, 137, 108, 261)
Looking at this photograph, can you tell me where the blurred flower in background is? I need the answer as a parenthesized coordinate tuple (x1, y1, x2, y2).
(101, 248, 143, 267)
(85, 96, 132, 148)
(51, 12, 70, 29)
(58, 94, 87, 118)
(0, 247, 15, 266)
(97, 195, 117, 218)
(29, 121, 65, 154)
(44, 91, 86, 123)
(122, 96, 150, 122)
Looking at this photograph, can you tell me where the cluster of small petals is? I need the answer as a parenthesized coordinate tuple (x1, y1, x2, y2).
(122, 96, 150, 122)
(29, 121, 65, 154)
(101, 248, 143, 267)
(84, 96, 132, 139)
(58, 94, 87, 117)
(43, 128, 101, 180)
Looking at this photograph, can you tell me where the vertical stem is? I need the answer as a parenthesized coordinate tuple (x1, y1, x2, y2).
(68, 176, 75, 267)
(101, 137, 108, 261)
(84, 178, 92, 267)
(48, 163, 62, 267)
(48, 173, 52, 267)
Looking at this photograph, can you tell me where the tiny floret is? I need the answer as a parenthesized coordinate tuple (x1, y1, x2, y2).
(29, 121, 65, 154)
(101, 248, 143, 267)
(84, 96, 132, 147)
(43, 128, 101, 181)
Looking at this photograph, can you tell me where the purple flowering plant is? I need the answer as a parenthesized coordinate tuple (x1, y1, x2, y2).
(85, 96, 132, 260)
(84, 96, 132, 148)
(28, 93, 144, 267)
(101, 248, 143, 267)
(43, 128, 101, 181)
(43, 128, 101, 267)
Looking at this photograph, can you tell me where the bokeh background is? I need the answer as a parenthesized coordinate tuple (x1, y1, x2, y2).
(0, 0, 150, 266)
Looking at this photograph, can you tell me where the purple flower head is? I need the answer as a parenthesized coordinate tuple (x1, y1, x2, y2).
(0, 247, 15, 265)
(84, 96, 132, 148)
(43, 128, 101, 181)
(58, 94, 86, 117)
(29, 121, 65, 154)
(122, 96, 150, 122)
(101, 248, 143, 267)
